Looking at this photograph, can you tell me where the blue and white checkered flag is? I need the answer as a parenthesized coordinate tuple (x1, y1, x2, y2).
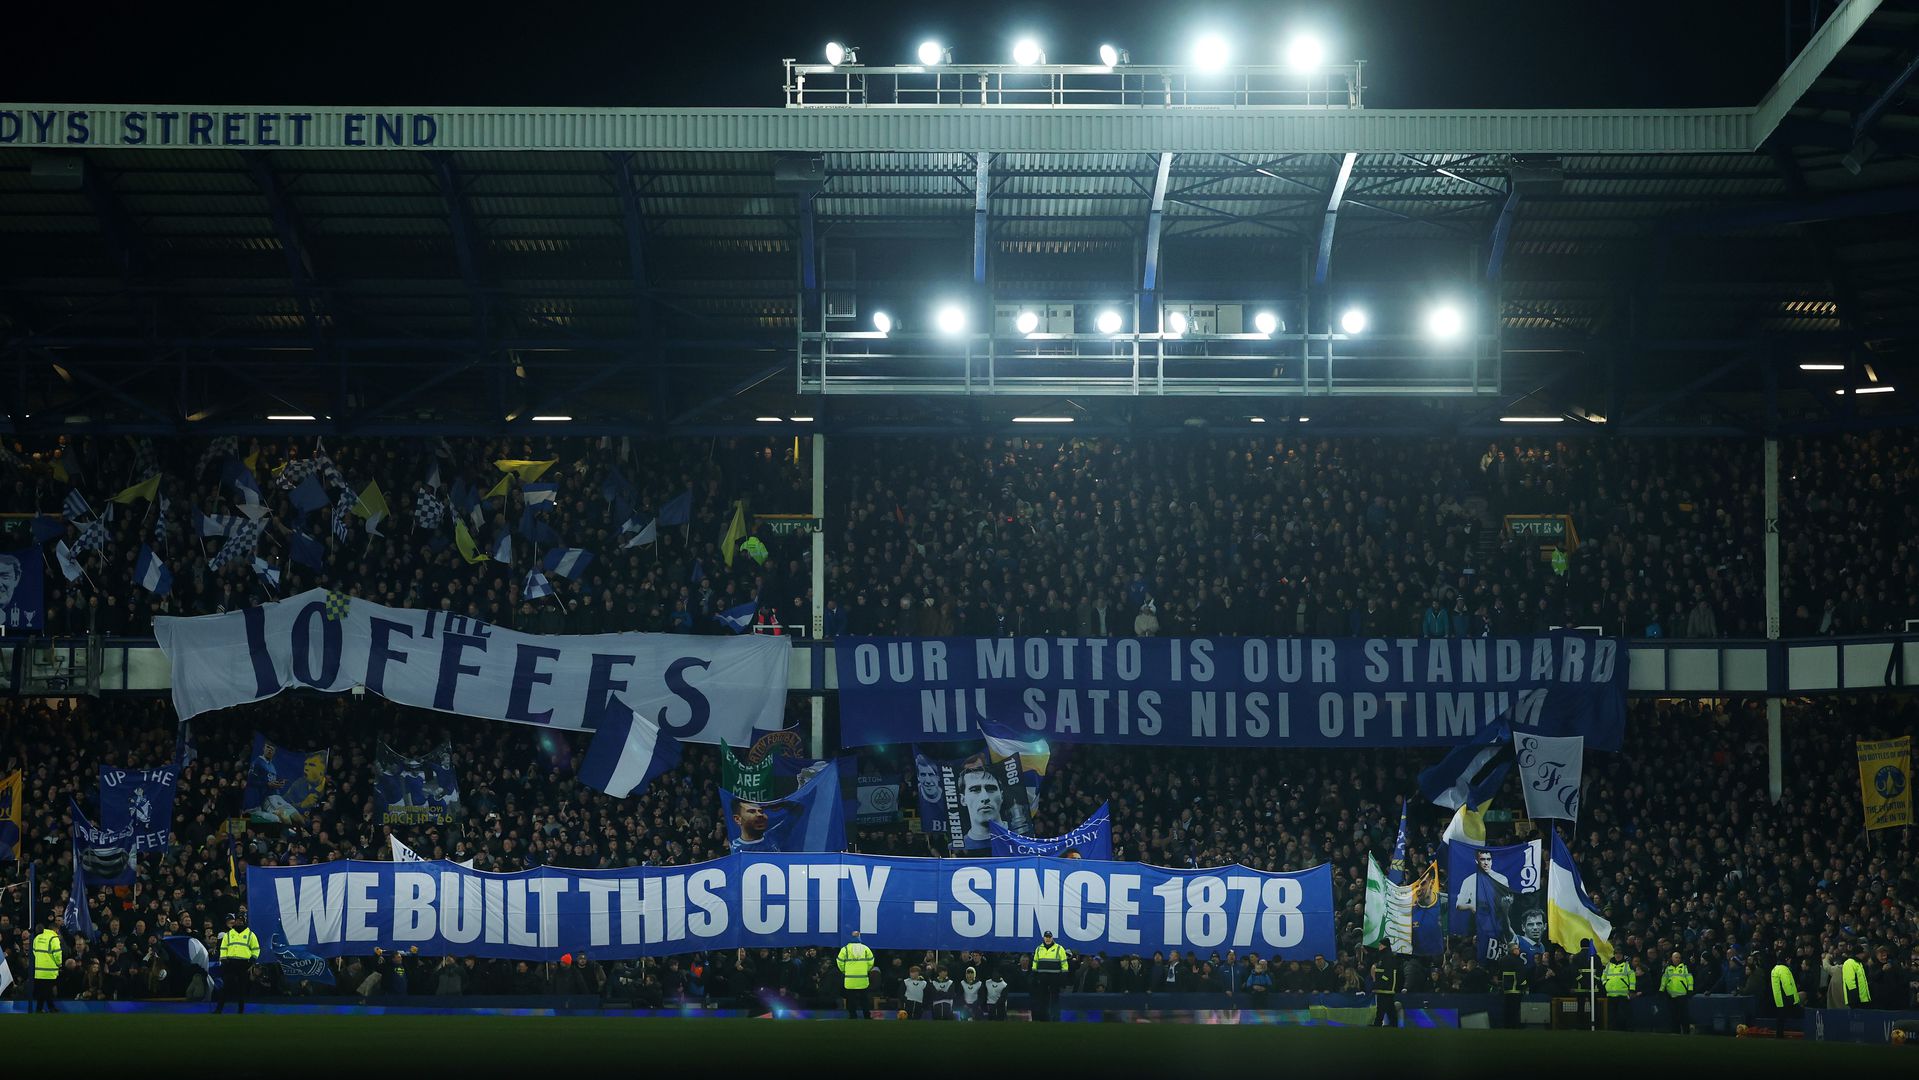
(331, 491, 355, 542)
(208, 518, 265, 571)
(523, 570, 554, 601)
(414, 488, 447, 531)
(74, 518, 110, 555)
(64, 489, 94, 522)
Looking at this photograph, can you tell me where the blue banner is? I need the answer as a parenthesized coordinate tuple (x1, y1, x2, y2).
(838, 635, 1628, 750)
(722, 759, 846, 853)
(98, 765, 179, 853)
(243, 733, 331, 826)
(0, 544, 44, 631)
(989, 802, 1113, 860)
(248, 853, 1334, 962)
(70, 798, 136, 887)
(914, 749, 1033, 851)
(268, 933, 336, 986)
(377, 742, 461, 826)
(1447, 839, 1544, 961)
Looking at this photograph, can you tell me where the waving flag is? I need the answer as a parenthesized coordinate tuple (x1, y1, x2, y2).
(720, 500, 747, 567)
(453, 519, 488, 565)
(252, 557, 282, 591)
(578, 696, 683, 800)
(1515, 733, 1584, 822)
(134, 545, 174, 595)
(53, 541, 84, 584)
(1547, 830, 1614, 961)
(1, 769, 22, 862)
(490, 533, 512, 565)
(163, 934, 210, 973)
(1364, 854, 1414, 954)
(290, 474, 329, 515)
(193, 508, 239, 540)
(64, 489, 95, 522)
(74, 519, 109, 555)
(542, 548, 595, 579)
(389, 835, 474, 869)
(352, 481, 390, 521)
(658, 490, 692, 527)
(716, 599, 757, 633)
(414, 488, 447, 531)
(523, 570, 555, 601)
(1417, 717, 1515, 810)
(111, 474, 161, 505)
(495, 458, 558, 483)
(31, 514, 66, 544)
(988, 802, 1112, 859)
(208, 518, 266, 571)
(289, 531, 325, 573)
(522, 483, 558, 508)
(194, 435, 239, 480)
(331, 491, 355, 541)
(721, 758, 845, 853)
(623, 518, 658, 549)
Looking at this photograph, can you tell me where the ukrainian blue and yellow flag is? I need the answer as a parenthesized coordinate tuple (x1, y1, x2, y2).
(1857, 736, 1911, 831)
(0, 769, 23, 862)
(1547, 829, 1613, 961)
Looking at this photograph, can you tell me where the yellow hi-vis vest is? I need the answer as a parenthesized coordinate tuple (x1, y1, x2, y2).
(835, 941, 875, 989)
(1770, 964, 1800, 1008)
(1033, 942, 1070, 974)
(219, 928, 260, 961)
(1602, 961, 1635, 996)
(1660, 964, 1693, 997)
(1840, 958, 1871, 1006)
(32, 929, 63, 980)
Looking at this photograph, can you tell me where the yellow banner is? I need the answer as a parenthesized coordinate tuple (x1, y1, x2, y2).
(1857, 736, 1912, 831)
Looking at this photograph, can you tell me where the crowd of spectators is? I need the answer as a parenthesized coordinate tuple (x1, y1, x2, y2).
(2, 431, 1916, 643)
(2, 693, 1912, 1012)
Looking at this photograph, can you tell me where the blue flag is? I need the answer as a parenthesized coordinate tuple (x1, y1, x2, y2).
(290, 474, 329, 515)
(715, 600, 757, 634)
(98, 764, 180, 853)
(1, 544, 45, 630)
(988, 802, 1113, 859)
(578, 696, 683, 800)
(658, 490, 692, 527)
(64, 839, 96, 940)
(290, 531, 326, 573)
(1448, 838, 1545, 962)
(70, 798, 136, 888)
(543, 547, 595, 579)
(134, 545, 173, 596)
(721, 758, 845, 854)
(31, 514, 66, 544)
(1390, 799, 1445, 956)
(242, 734, 330, 826)
(516, 505, 560, 546)
(523, 570, 555, 601)
(163, 934, 210, 972)
(376, 742, 461, 826)
(269, 932, 336, 986)
(1416, 717, 1515, 810)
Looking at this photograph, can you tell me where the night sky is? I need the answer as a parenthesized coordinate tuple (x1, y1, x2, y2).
(5, 0, 1800, 110)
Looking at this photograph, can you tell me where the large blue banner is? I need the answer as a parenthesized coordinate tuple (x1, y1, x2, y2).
(248, 853, 1334, 962)
(1447, 839, 1544, 961)
(98, 765, 180, 853)
(721, 759, 846, 854)
(377, 742, 461, 826)
(70, 799, 136, 887)
(242, 733, 330, 826)
(839, 635, 1628, 750)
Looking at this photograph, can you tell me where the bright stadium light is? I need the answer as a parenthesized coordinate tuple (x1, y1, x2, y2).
(1165, 310, 1189, 337)
(1426, 303, 1466, 341)
(917, 40, 949, 65)
(1500, 416, 1565, 423)
(1193, 33, 1230, 71)
(1012, 416, 1074, 423)
(1099, 44, 1126, 67)
(1854, 385, 1895, 394)
(1096, 309, 1124, 335)
(825, 42, 857, 66)
(531, 415, 573, 422)
(935, 303, 968, 336)
(1249, 416, 1266, 423)
(789, 416, 815, 422)
(1253, 311, 1280, 335)
(1015, 310, 1041, 335)
(755, 417, 783, 423)
(1339, 307, 1368, 335)
(872, 311, 893, 334)
(267, 414, 316, 421)
(1012, 38, 1044, 66)
(1284, 33, 1326, 72)
(1798, 362, 1844, 371)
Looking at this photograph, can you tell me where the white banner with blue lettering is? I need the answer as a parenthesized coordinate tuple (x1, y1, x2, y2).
(838, 635, 1627, 750)
(249, 853, 1333, 962)
(153, 590, 790, 745)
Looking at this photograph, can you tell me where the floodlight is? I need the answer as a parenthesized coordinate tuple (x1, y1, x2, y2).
(1426, 303, 1466, 341)
(935, 304, 968, 335)
(1165, 311, 1189, 336)
(1339, 308, 1368, 335)
(1099, 44, 1125, 67)
(825, 42, 856, 66)
(1013, 38, 1044, 66)
(1283, 34, 1326, 73)
(1015, 310, 1040, 335)
(872, 311, 893, 334)
(1253, 311, 1279, 335)
(1095, 309, 1123, 334)
(1193, 34, 1230, 71)
(917, 40, 948, 66)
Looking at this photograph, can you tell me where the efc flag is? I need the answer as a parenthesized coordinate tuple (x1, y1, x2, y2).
(1515, 733, 1584, 822)
(838, 635, 1627, 750)
(242, 734, 331, 826)
(0, 545, 44, 631)
(1448, 839, 1545, 962)
(98, 765, 180, 853)
(377, 743, 461, 826)
(915, 750, 1034, 851)
(722, 759, 846, 854)
(70, 798, 137, 887)
(0, 769, 22, 862)
(720, 740, 779, 802)
(248, 853, 1335, 962)
(153, 590, 791, 747)
(988, 802, 1113, 860)
(1857, 736, 1912, 830)
(269, 933, 336, 987)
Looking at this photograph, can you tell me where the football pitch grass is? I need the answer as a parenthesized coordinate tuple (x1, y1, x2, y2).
(0, 1016, 1896, 1075)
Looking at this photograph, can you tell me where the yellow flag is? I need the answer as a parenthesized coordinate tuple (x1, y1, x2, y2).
(111, 473, 161, 504)
(494, 458, 558, 482)
(50, 459, 69, 482)
(720, 500, 747, 568)
(483, 475, 512, 501)
(453, 519, 488, 564)
(244, 448, 263, 473)
(1858, 736, 1912, 831)
(352, 480, 391, 520)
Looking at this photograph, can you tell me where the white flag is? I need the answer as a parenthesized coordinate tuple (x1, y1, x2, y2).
(1362, 853, 1414, 954)
(1515, 733, 1584, 821)
(389, 835, 473, 869)
(0, 952, 13, 997)
(55, 540, 85, 583)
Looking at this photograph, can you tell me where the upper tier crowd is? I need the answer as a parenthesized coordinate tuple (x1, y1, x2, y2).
(2, 694, 1913, 1011)
(2, 430, 1916, 641)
